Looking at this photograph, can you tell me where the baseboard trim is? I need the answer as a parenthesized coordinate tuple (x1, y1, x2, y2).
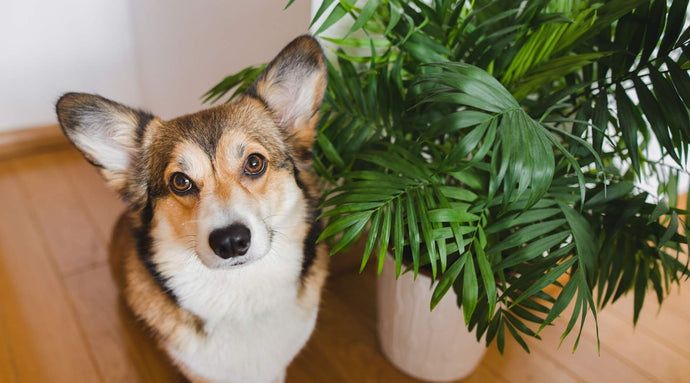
(0, 125, 70, 161)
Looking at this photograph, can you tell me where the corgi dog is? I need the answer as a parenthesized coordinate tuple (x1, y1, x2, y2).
(56, 35, 329, 383)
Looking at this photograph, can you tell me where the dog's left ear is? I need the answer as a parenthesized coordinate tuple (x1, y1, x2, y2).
(56, 93, 155, 198)
(249, 35, 327, 154)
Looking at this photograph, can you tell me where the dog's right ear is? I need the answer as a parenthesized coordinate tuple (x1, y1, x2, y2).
(248, 35, 326, 157)
(56, 93, 155, 195)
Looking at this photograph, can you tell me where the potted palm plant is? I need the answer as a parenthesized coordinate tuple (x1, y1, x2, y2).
(206, 0, 690, 380)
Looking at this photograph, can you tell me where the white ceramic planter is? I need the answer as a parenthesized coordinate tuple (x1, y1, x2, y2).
(377, 255, 487, 382)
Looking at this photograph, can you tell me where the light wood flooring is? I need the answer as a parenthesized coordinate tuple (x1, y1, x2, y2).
(0, 146, 688, 382)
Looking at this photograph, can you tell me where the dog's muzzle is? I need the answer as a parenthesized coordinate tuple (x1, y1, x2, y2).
(208, 223, 251, 259)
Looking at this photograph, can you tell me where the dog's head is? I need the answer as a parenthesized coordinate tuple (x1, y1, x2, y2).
(56, 36, 326, 269)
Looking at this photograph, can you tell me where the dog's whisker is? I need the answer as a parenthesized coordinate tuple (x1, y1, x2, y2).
(271, 230, 290, 241)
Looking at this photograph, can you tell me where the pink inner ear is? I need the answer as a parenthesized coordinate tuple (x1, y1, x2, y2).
(70, 119, 139, 172)
(263, 70, 322, 130)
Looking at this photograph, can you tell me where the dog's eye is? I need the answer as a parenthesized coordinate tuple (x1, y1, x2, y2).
(244, 153, 266, 176)
(169, 172, 195, 194)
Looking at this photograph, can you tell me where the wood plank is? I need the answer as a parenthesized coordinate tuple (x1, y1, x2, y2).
(64, 264, 183, 383)
(531, 310, 656, 383)
(664, 288, 690, 321)
(0, 164, 101, 382)
(0, 124, 69, 161)
(579, 300, 689, 383)
(10, 150, 108, 274)
(481, 339, 580, 383)
(325, 270, 379, 330)
(606, 289, 690, 358)
(0, 304, 18, 383)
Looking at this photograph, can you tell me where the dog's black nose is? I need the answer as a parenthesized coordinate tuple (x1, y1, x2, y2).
(208, 224, 251, 259)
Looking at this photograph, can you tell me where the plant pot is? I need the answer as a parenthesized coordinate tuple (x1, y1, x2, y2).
(377, 254, 487, 382)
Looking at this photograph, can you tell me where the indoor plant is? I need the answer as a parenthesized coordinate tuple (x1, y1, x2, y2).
(206, 0, 690, 360)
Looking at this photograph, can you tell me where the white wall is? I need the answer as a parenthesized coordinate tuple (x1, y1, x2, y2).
(0, 0, 142, 131)
(130, 0, 310, 120)
(0, 0, 310, 131)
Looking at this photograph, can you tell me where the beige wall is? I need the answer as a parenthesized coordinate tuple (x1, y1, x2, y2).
(0, 0, 141, 131)
(0, 0, 310, 131)
(130, 0, 310, 120)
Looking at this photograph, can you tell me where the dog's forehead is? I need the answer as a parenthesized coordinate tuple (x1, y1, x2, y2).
(151, 98, 286, 163)
(143, 98, 288, 197)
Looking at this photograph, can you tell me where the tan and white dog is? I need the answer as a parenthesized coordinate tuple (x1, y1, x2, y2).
(56, 36, 329, 383)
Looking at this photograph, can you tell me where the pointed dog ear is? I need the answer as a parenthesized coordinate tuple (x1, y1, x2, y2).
(248, 35, 327, 155)
(56, 93, 156, 195)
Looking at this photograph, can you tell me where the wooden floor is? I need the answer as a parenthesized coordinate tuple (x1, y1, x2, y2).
(0, 146, 689, 382)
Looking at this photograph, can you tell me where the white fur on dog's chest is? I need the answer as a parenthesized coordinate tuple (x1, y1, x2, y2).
(158, 242, 314, 383)
(167, 301, 317, 383)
